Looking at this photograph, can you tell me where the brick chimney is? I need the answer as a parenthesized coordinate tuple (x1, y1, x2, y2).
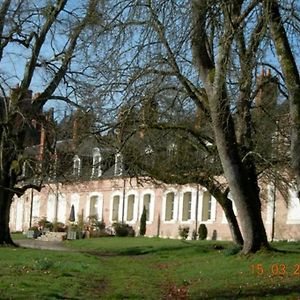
(72, 117, 78, 151)
(39, 126, 45, 161)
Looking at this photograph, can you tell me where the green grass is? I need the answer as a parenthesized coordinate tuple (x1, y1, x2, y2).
(1, 237, 300, 299)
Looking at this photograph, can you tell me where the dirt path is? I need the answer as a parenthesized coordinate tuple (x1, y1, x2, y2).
(16, 239, 71, 251)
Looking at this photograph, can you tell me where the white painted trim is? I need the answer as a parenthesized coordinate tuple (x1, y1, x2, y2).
(199, 192, 216, 224)
(139, 190, 155, 224)
(125, 190, 139, 224)
(47, 194, 56, 222)
(57, 193, 66, 223)
(32, 195, 40, 219)
(162, 188, 179, 223)
(179, 187, 197, 223)
(70, 193, 80, 222)
(109, 191, 123, 223)
(287, 189, 300, 224)
(88, 192, 104, 221)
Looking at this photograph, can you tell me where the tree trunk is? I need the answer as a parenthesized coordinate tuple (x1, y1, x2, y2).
(220, 197, 243, 246)
(210, 91, 269, 253)
(0, 186, 17, 246)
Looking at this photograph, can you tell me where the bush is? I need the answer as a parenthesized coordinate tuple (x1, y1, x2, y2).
(198, 224, 208, 240)
(178, 226, 189, 240)
(112, 222, 135, 237)
(38, 217, 53, 231)
(88, 215, 106, 232)
(53, 222, 66, 232)
(139, 206, 147, 236)
(192, 229, 198, 240)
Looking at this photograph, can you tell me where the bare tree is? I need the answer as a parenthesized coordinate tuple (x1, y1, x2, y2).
(263, 0, 300, 197)
(0, 0, 104, 245)
(94, 0, 295, 253)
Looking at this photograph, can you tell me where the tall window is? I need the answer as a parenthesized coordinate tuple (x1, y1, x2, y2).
(112, 195, 120, 222)
(89, 195, 98, 218)
(202, 191, 212, 221)
(143, 194, 151, 221)
(165, 192, 175, 221)
(114, 153, 123, 176)
(127, 195, 135, 221)
(73, 155, 81, 177)
(92, 148, 102, 178)
(287, 189, 300, 224)
(182, 192, 192, 221)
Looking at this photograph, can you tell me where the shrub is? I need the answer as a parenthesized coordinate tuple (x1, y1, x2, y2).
(198, 223, 208, 240)
(88, 215, 106, 232)
(192, 229, 198, 240)
(38, 217, 53, 231)
(178, 226, 189, 240)
(113, 222, 135, 237)
(53, 222, 66, 232)
(139, 206, 147, 236)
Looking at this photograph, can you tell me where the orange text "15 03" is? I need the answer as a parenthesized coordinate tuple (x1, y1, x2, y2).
(250, 263, 300, 276)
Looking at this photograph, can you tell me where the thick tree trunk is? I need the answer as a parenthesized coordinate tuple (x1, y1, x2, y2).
(0, 187, 17, 246)
(191, 0, 269, 253)
(210, 92, 269, 253)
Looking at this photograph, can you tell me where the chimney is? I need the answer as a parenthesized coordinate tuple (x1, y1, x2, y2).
(39, 126, 45, 161)
(72, 117, 78, 151)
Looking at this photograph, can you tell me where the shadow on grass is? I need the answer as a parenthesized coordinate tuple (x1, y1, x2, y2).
(197, 283, 300, 299)
(82, 241, 230, 257)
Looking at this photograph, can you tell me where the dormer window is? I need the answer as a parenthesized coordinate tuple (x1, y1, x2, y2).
(168, 143, 177, 156)
(73, 155, 81, 177)
(114, 152, 123, 176)
(92, 148, 102, 178)
(145, 145, 153, 155)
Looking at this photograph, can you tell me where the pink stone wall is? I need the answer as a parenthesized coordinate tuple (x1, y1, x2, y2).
(9, 178, 300, 242)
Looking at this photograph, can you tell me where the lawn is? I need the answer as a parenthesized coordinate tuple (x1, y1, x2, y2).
(0, 236, 300, 299)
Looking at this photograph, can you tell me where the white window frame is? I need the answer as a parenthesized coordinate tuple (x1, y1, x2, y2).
(179, 188, 196, 224)
(109, 191, 123, 223)
(32, 195, 40, 220)
(86, 192, 103, 221)
(92, 148, 102, 178)
(139, 190, 155, 224)
(70, 193, 80, 222)
(47, 194, 56, 222)
(198, 189, 217, 224)
(287, 188, 300, 224)
(73, 155, 81, 177)
(114, 153, 123, 176)
(162, 189, 178, 223)
(57, 193, 66, 223)
(125, 190, 139, 224)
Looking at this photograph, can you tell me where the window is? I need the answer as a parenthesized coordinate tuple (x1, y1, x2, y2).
(70, 194, 80, 222)
(287, 189, 300, 224)
(143, 194, 151, 221)
(32, 195, 40, 220)
(127, 195, 135, 221)
(182, 192, 192, 221)
(92, 148, 102, 178)
(114, 153, 123, 176)
(202, 191, 212, 221)
(165, 192, 175, 221)
(112, 195, 120, 222)
(47, 195, 56, 222)
(57, 195, 66, 223)
(89, 196, 98, 218)
(73, 155, 81, 177)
